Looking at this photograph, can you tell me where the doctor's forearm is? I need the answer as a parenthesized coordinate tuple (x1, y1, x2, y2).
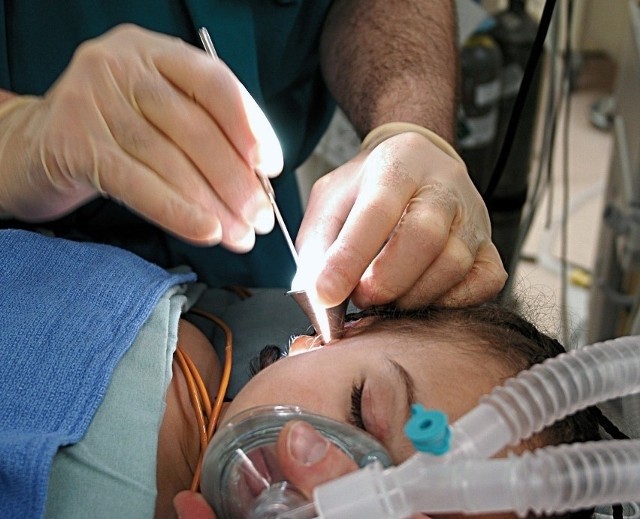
(0, 91, 90, 221)
(319, 0, 458, 143)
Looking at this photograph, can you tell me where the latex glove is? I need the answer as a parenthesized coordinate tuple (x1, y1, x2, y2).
(0, 24, 283, 251)
(295, 122, 507, 309)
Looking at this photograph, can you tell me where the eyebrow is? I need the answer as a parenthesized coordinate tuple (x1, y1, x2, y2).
(385, 357, 416, 416)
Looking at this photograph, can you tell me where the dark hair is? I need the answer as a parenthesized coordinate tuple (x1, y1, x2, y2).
(248, 344, 288, 377)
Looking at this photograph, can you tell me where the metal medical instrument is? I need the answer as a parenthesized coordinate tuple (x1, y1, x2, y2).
(286, 290, 348, 344)
(198, 27, 299, 266)
(198, 27, 344, 341)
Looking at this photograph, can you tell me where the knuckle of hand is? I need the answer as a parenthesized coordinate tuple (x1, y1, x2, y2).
(170, 200, 216, 241)
(450, 238, 476, 272)
(325, 249, 364, 286)
(368, 148, 417, 190)
(310, 173, 335, 197)
(415, 181, 456, 210)
(74, 37, 120, 74)
(379, 158, 410, 190)
(366, 283, 402, 305)
(111, 118, 152, 153)
(360, 266, 408, 305)
(452, 158, 470, 178)
(420, 219, 450, 249)
(110, 23, 140, 38)
(366, 198, 399, 228)
(49, 82, 86, 116)
(313, 211, 345, 236)
(485, 259, 509, 286)
(134, 76, 174, 108)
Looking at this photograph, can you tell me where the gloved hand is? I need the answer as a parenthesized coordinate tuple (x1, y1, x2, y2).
(0, 24, 283, 251)
(295, 122, 507, 309)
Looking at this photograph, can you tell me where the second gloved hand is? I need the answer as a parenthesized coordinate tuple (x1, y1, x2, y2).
(0, 24, 282, 251)
(295, 123, 508, 309)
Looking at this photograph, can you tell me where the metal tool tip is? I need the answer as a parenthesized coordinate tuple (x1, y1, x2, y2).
(287, 290, 348, 344)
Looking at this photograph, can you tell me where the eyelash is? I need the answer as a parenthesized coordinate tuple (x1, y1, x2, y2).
(350, 381, 366, 430)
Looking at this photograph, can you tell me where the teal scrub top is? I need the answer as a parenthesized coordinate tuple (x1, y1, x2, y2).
(0, 0, 336, 287)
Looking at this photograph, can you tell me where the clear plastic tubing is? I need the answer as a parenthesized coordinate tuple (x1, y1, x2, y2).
(313, 439, 640, 518)
(311, 335, 640, 519)
(447, 335, 640, 463)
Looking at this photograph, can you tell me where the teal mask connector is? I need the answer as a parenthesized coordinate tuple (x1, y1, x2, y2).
(404, 404, 450, 455)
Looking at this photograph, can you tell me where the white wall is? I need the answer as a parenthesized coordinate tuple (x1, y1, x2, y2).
(576, 0, 628, 59)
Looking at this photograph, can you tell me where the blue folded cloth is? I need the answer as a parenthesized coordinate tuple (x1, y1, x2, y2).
(0, 230, 195, 519)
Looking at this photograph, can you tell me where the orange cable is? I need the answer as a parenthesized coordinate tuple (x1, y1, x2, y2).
(176, 347, 208, 456)
(181, 351, 212, 419)
(191, 309, 233, 440)
(178, 307, 233, 492)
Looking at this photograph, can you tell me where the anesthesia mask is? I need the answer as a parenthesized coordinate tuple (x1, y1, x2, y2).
(200, 405, 392, 518)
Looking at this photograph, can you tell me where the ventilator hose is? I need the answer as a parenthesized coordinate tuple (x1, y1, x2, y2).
(450, 335, 640, 461)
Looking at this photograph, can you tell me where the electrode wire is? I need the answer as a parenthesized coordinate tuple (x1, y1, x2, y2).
(174, 307, 233, 492)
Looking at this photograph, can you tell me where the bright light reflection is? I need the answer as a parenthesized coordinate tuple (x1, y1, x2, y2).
(312, 301, 332, 343)
(238, 85, 284, 177)
(290, 242, 335, 342)
(291, 241, 325, 293)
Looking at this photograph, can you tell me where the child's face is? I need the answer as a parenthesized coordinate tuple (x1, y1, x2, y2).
(220, 316, 512, 465)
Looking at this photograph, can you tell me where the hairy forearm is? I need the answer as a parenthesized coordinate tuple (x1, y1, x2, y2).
(320, 0, 458, 143)
(0, 90, 88, 220)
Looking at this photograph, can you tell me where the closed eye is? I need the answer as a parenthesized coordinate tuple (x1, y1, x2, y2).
(350, 380, 366, 430)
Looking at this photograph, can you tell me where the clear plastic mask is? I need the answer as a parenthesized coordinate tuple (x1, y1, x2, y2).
(200, 405, 393, 518)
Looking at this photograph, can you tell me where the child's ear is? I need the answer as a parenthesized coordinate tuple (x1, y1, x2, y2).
(289, 335, 323, 355)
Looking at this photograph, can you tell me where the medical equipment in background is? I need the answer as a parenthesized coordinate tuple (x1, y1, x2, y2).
(486, 0, 545, 275)
(199, 405, 392, 519)
(460, 0, 549, 277)
(251, 334, 640, 519)
(587, 1, 640, 439)
(459, 31, 503, 193)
